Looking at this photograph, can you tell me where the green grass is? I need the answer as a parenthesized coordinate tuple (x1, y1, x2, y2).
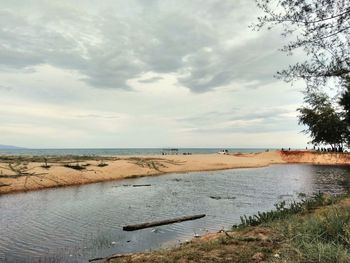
(237, 192, 338, 228)
(238, 192, 350, 262)
(273, 205, 350, 262)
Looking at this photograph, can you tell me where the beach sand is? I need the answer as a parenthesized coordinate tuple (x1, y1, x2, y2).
(0, 150, 349, 195)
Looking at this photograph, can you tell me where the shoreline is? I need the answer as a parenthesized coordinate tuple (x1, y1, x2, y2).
(107, 193, 350, 263)
(0, 150, 349, 195)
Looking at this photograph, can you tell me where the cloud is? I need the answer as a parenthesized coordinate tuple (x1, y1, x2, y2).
(138, 76, 163, 84)
(0, 84, 13, 91)
(177, 106, 299, 134)
(76, 113, 122, 119)
(178, 32, 295, 92)
(0, 0, 309, 148)
(0, 0, 294, 92)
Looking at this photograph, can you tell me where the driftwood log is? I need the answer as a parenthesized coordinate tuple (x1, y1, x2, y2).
(123, 214, 206, 231)
(89, 253, 133, 262)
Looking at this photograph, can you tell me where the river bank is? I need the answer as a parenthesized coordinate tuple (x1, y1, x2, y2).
(108, 193, 350, 263)
(0, 150, 349, 195)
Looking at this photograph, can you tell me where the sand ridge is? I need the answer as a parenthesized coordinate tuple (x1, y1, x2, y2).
(0, 151, 349, 195)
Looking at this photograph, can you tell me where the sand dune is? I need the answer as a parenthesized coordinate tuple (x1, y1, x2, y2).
(0, 151, 349, 195)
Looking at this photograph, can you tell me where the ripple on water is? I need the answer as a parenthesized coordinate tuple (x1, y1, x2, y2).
(0, 164, 349, 262)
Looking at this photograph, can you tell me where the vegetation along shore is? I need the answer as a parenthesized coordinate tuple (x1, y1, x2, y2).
(105, 192, 350, 263)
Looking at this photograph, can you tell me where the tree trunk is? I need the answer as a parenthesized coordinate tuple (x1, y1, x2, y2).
(123, 214, 206, 231)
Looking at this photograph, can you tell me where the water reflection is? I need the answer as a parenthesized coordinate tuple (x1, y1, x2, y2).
(0, 164, 349, 262)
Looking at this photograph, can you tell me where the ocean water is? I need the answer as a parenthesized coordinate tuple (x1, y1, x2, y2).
(0, 148, 272, 156)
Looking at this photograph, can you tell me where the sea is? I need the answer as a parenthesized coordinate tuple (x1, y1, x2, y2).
(0, 148, 274, 156)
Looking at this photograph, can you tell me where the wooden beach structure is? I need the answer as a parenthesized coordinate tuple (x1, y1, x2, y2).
(161, 148, 179, 155)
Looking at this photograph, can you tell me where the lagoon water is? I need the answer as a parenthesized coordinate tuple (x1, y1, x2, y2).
(1, 164, 350, 262)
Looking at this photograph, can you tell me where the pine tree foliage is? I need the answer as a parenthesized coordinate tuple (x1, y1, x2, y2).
(255, 0, 350, 88)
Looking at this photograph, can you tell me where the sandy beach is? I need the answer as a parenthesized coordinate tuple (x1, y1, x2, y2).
(0, 150, 349, 195)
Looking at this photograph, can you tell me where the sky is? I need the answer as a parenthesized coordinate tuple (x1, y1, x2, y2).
(0, 0, 310, 148)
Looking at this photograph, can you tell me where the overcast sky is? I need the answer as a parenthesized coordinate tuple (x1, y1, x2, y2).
(0, 0, 309, 148)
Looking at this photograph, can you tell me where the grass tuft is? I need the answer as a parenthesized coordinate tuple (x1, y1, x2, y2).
(63, 163, 88, 170)
(276, 206, 350, 262)
(97, 161, 108, 167)
(237, 192, 337, 228)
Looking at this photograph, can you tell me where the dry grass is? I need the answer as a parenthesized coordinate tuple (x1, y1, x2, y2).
(126, 157, 184, 171)
(111, 227, 280, 263)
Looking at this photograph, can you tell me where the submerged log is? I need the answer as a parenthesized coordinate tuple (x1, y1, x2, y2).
(123, 214, 206, 231)
(89, 253, 133, 262)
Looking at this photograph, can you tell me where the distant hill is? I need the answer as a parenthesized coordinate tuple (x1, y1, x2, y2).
(0, 144, 25, 149)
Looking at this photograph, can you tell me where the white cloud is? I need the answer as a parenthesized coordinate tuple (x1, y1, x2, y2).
(0, 0, 309, 148)
(0, 0, 299, 92)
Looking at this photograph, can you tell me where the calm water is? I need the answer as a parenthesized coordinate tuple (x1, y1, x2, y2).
(0, 148, 270, 156)
(1, 164, 350, 262)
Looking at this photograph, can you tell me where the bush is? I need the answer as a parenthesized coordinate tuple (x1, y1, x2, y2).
(237, 192, 333, 228)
